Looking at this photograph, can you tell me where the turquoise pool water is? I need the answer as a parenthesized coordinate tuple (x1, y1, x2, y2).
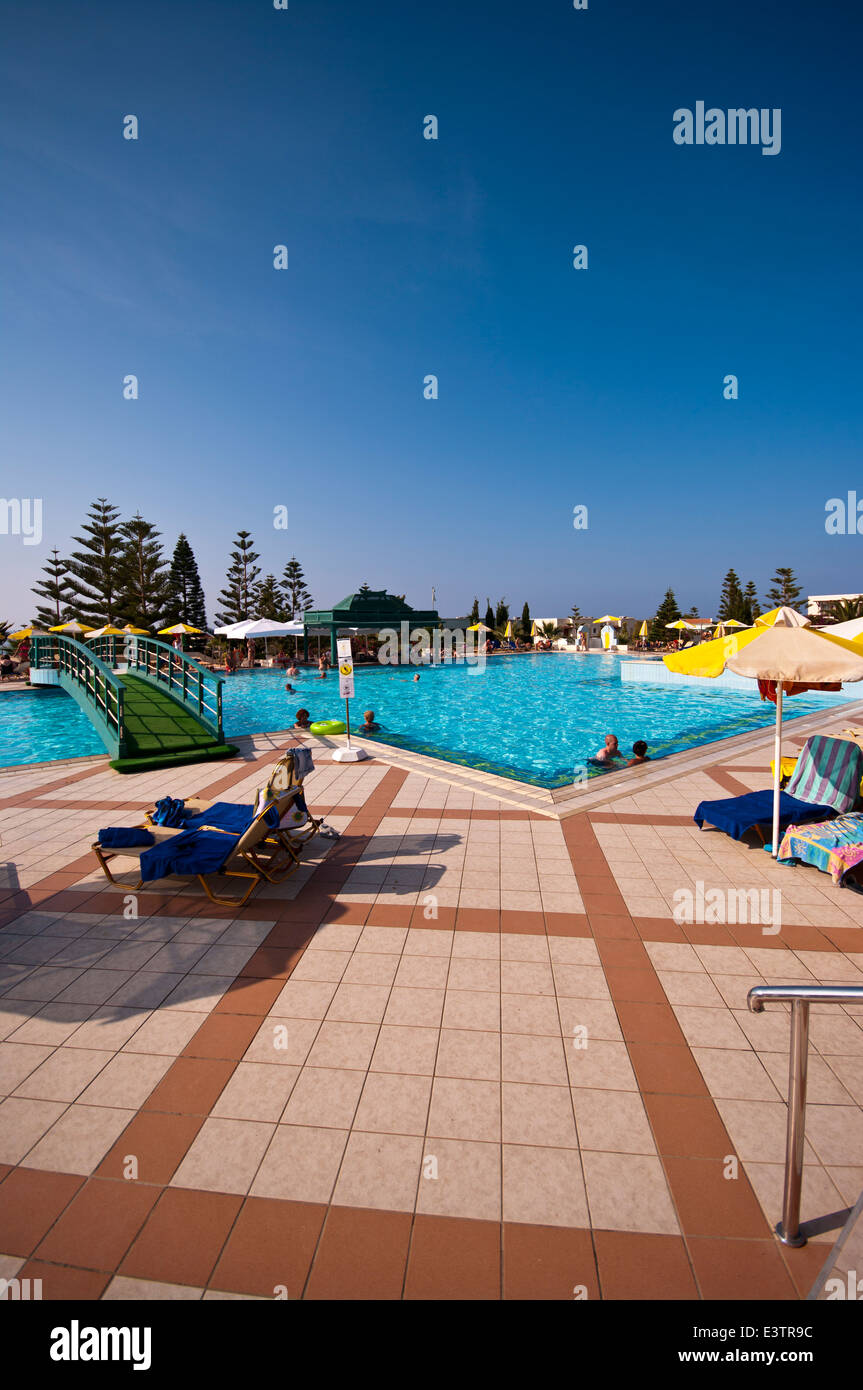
(0, 655, 854, 785)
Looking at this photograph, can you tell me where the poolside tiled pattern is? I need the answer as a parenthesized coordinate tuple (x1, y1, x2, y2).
(0, 714, 862, 1300)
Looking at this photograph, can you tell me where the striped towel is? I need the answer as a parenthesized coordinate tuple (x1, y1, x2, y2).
(785, 736, 863, 814)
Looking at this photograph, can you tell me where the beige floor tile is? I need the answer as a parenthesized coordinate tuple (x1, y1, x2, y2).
(581, 1151, 679, 1235)
(825, 1165, 863, 1205)
(24, 1102, 135, 1174)
(823, 1055, 863, 1104)
(243, 1016, 319, 1067)
(383, 987, 445, 1029)
(502, 1143, 589, 1227)
(499, 933, 550, 964)
(502, 1082, 577, 1148)
(673, 1006, 750, 1049)
(171, 1116, 275, 1194)
(325, 983, 390, 1025)
(644, 942, 703, 973)
(0, 1041, 53, 1093)
(70, 1007, 154, 1052)
(354, 1071, 432, 1136)
(54, 968, 135, 1006)
(441, 990, 500, 1033)
(715, 1097, 819, 1165)
(306, 923, 363, 952)
(811, 1013, 863, 1056)
(393, 956, 449, 990)
(436, 1029, 500, 1082)
(745, 1161, 846, 1242)
(331, 1130, 423, 1212)
(547, 937, 599, 966)
(402, 928, 453, 958)
(211, 1061, 300, 1122)
(370, 1025, 440, 1076)
(280, 1066, 364, 1129)
(451, 932, 500, 960)
(103, 1277, 203, 1300)
(500, 993, 561, 1037)
(566, 1038, 637, 1091)
(692, 1047, 782, 1102)
(119, 1010, 201, 1057)
(657, 971, 725, 1008)
(416, 1137, 501, 1221)
(572, 1088, 655, 1154)
(500, 961, 555, 997)
(13, 1047, 109, 1103)
(341, 953, 400, 987)
(556, 998, 623, 1043)
(356, 926, 408, 954)
(305, 1021, 379, 1071)
(447, 958, 500, 993)
(251, 1125, 348, 1203)
(553, 964, 610, 1000)
(805, 1105, 863, 1166)
(271, 980, 338, 1020)
(501, 1033, 568, 1086)
(77, 1052, 173, 1108)
(427, 1076, 501, 1142)
(0, 1096, 66, 1163)
(160, 977, 233, 1013)
(289, 950, 351, 983)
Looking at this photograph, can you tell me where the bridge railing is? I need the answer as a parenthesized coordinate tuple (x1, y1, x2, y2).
(30, 634, 125, 756)
(87, 635, 224, 741)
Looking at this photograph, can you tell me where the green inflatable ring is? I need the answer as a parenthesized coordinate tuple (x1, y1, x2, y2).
(309, 719, 347, 735)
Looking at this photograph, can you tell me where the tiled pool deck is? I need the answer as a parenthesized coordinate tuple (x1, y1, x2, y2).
(1, 709, 862, 1301)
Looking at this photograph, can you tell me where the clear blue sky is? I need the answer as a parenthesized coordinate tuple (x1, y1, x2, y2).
(1, 0, 861, 627)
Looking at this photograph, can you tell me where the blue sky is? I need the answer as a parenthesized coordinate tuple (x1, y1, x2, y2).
(1, 0, 861, 626)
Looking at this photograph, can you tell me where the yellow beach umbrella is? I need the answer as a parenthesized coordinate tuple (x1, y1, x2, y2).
(49, 620, 93, 635)
(530, 622, 537, 637)
(9, 627, 36, 641)
(504, 621, 513, 639)
(666, 619, 693, 631)
(665, 607, 863, 854)
(466, 622, 493, 633)
(722, 618, 748, 629)
(86, 625, 126, 638)
(594, 615, 622, 624)
(159, 623, 205, 635)
(121, 624, 150, 635)
(638, 620, 648, 638)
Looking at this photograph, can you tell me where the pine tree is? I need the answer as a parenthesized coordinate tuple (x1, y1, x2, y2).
(569, 603, 583, 624)
(118, 513, 169, 629)
(257, 574, 286, 621)
(469, 598, 479, 625)
(32, 548, 73, 628)
(484, 599, 495, 629)
(742, 580, 759, 625)
(765, 567, 803, 612)
(281, 557, 313, 620)
(164, 534, 207, 629)
(217, 531, 261, 625)
(494, 597, 509, 629)
(64, 498, 124, 624)
(521, 601, 532, 635)
(650, 588, 681, 642)
(717, 568, 746, 623)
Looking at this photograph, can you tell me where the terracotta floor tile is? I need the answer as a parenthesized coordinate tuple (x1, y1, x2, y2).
(0, 1167, 83, 1255)
(455, 908, 500, 933)
(588, 914, 639, 940)
(35, 1176, 160, 1271)
(240, 947, 301, 980)
(143, 1057, 236, 1116)
(96, 1111, 204, 1184)
(502, 1222, 598, 1300)
(644, 1093, 734, 1157)
(405, 1213, 501, 1300)
(615, 1001, 686, 1046)
(120, 1187, 242, 1288)
(595, 939, 651, 970)
(603, 965, 667, 1004)
(686, 1235, 798, 1300)
(213, 976, 286, 1014)
(499, 910, 545, 935)
(594, 1230, 698, 1299)
(664, 1156, 771, 1239)
(210, 1196, 326, 1297)
(305, 1206, 412, 1299)
(18, 1258, 110, 1300)
(544, 912, 590, 937)
(180, 1013, 261, 1060)
(634, 918, 688, 943)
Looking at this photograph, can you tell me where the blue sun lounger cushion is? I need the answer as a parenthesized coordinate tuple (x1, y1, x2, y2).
(139, 829, 239, 883)
(98, 827, 155, 849)
(693, 789, 834, 842)
(180, 802, 269, 834)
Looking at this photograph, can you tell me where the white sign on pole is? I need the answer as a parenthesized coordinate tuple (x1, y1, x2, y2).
(337, 638, 354, 700)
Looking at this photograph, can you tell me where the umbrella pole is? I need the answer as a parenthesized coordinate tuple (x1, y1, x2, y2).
(771, 683, 784, 857)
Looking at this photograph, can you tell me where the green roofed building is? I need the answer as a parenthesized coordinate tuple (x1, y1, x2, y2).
(303, 590, 441, 663)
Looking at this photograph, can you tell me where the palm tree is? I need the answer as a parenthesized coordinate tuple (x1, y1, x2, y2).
(537, 621, 560, 642)
(829, 598, 863, 624)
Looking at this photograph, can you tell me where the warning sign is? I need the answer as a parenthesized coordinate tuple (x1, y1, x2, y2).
(337, 638, 354, 699)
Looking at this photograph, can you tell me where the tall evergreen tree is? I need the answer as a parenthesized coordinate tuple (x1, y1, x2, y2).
(742, 580, 759, 625)
(650, 588, 681, 642)
(64, 498, 124, 624)
(568, 603, 583, 624)
(717, 568, 746, 623)
(118, 513, 169, 629)
(281, 557, 313, 619)
(765, 567, 803, 612)
(216, 530, 261, 625)
(494, 597, 509, 629)
(257, 574, 286, 621)
(164, 534, 207, 629)
(469, 597, 480, 625)
(32, 548, 73, 628)
(484, 599, 495, 629)
(521, 601, 532, 635)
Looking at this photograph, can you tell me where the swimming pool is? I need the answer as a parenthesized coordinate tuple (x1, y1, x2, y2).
(0, 654, 855, 786)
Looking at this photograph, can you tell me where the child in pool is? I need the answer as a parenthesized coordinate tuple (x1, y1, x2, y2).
(295, 708, 311, 730)
(628, 740, 650, 765)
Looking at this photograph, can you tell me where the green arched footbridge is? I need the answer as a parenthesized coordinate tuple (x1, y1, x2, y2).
(30, 634, 238, 774)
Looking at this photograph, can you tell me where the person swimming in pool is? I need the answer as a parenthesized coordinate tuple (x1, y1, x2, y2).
(628, 740, 650, 766)
(361, 710, 380, 732)
(594, 734, 626, 764)
(285, 682, 296, 694)
(295, 708, 311, 730)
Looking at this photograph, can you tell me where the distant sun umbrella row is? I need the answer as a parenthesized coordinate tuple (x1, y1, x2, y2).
(8, 621, 206, 641)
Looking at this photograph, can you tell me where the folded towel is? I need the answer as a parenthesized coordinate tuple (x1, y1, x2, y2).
(182, 801, 278, 833)
(151, 796, 186, 827)
(292, 747, 314, 778)
(139, 828, 237, 883)
(98, 827, 155, 849)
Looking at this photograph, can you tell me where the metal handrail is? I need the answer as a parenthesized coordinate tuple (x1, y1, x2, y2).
(30, 634, 125, 749)
(747, 984, 863, 1246)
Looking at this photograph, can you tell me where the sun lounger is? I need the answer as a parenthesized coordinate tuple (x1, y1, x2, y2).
(777, 813, 863, 886)
(694, 735, 863, 844)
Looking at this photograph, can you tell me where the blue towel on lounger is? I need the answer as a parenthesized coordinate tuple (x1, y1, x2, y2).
(139, 829, 238, 883)
(98, 827, 155, 849)
(693, 790, 835, 842)
(181, 802, 279, 833)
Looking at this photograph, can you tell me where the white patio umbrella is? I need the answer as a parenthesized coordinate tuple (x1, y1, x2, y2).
(665, 607, 863, 855)
(823, 616, 863, 642)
